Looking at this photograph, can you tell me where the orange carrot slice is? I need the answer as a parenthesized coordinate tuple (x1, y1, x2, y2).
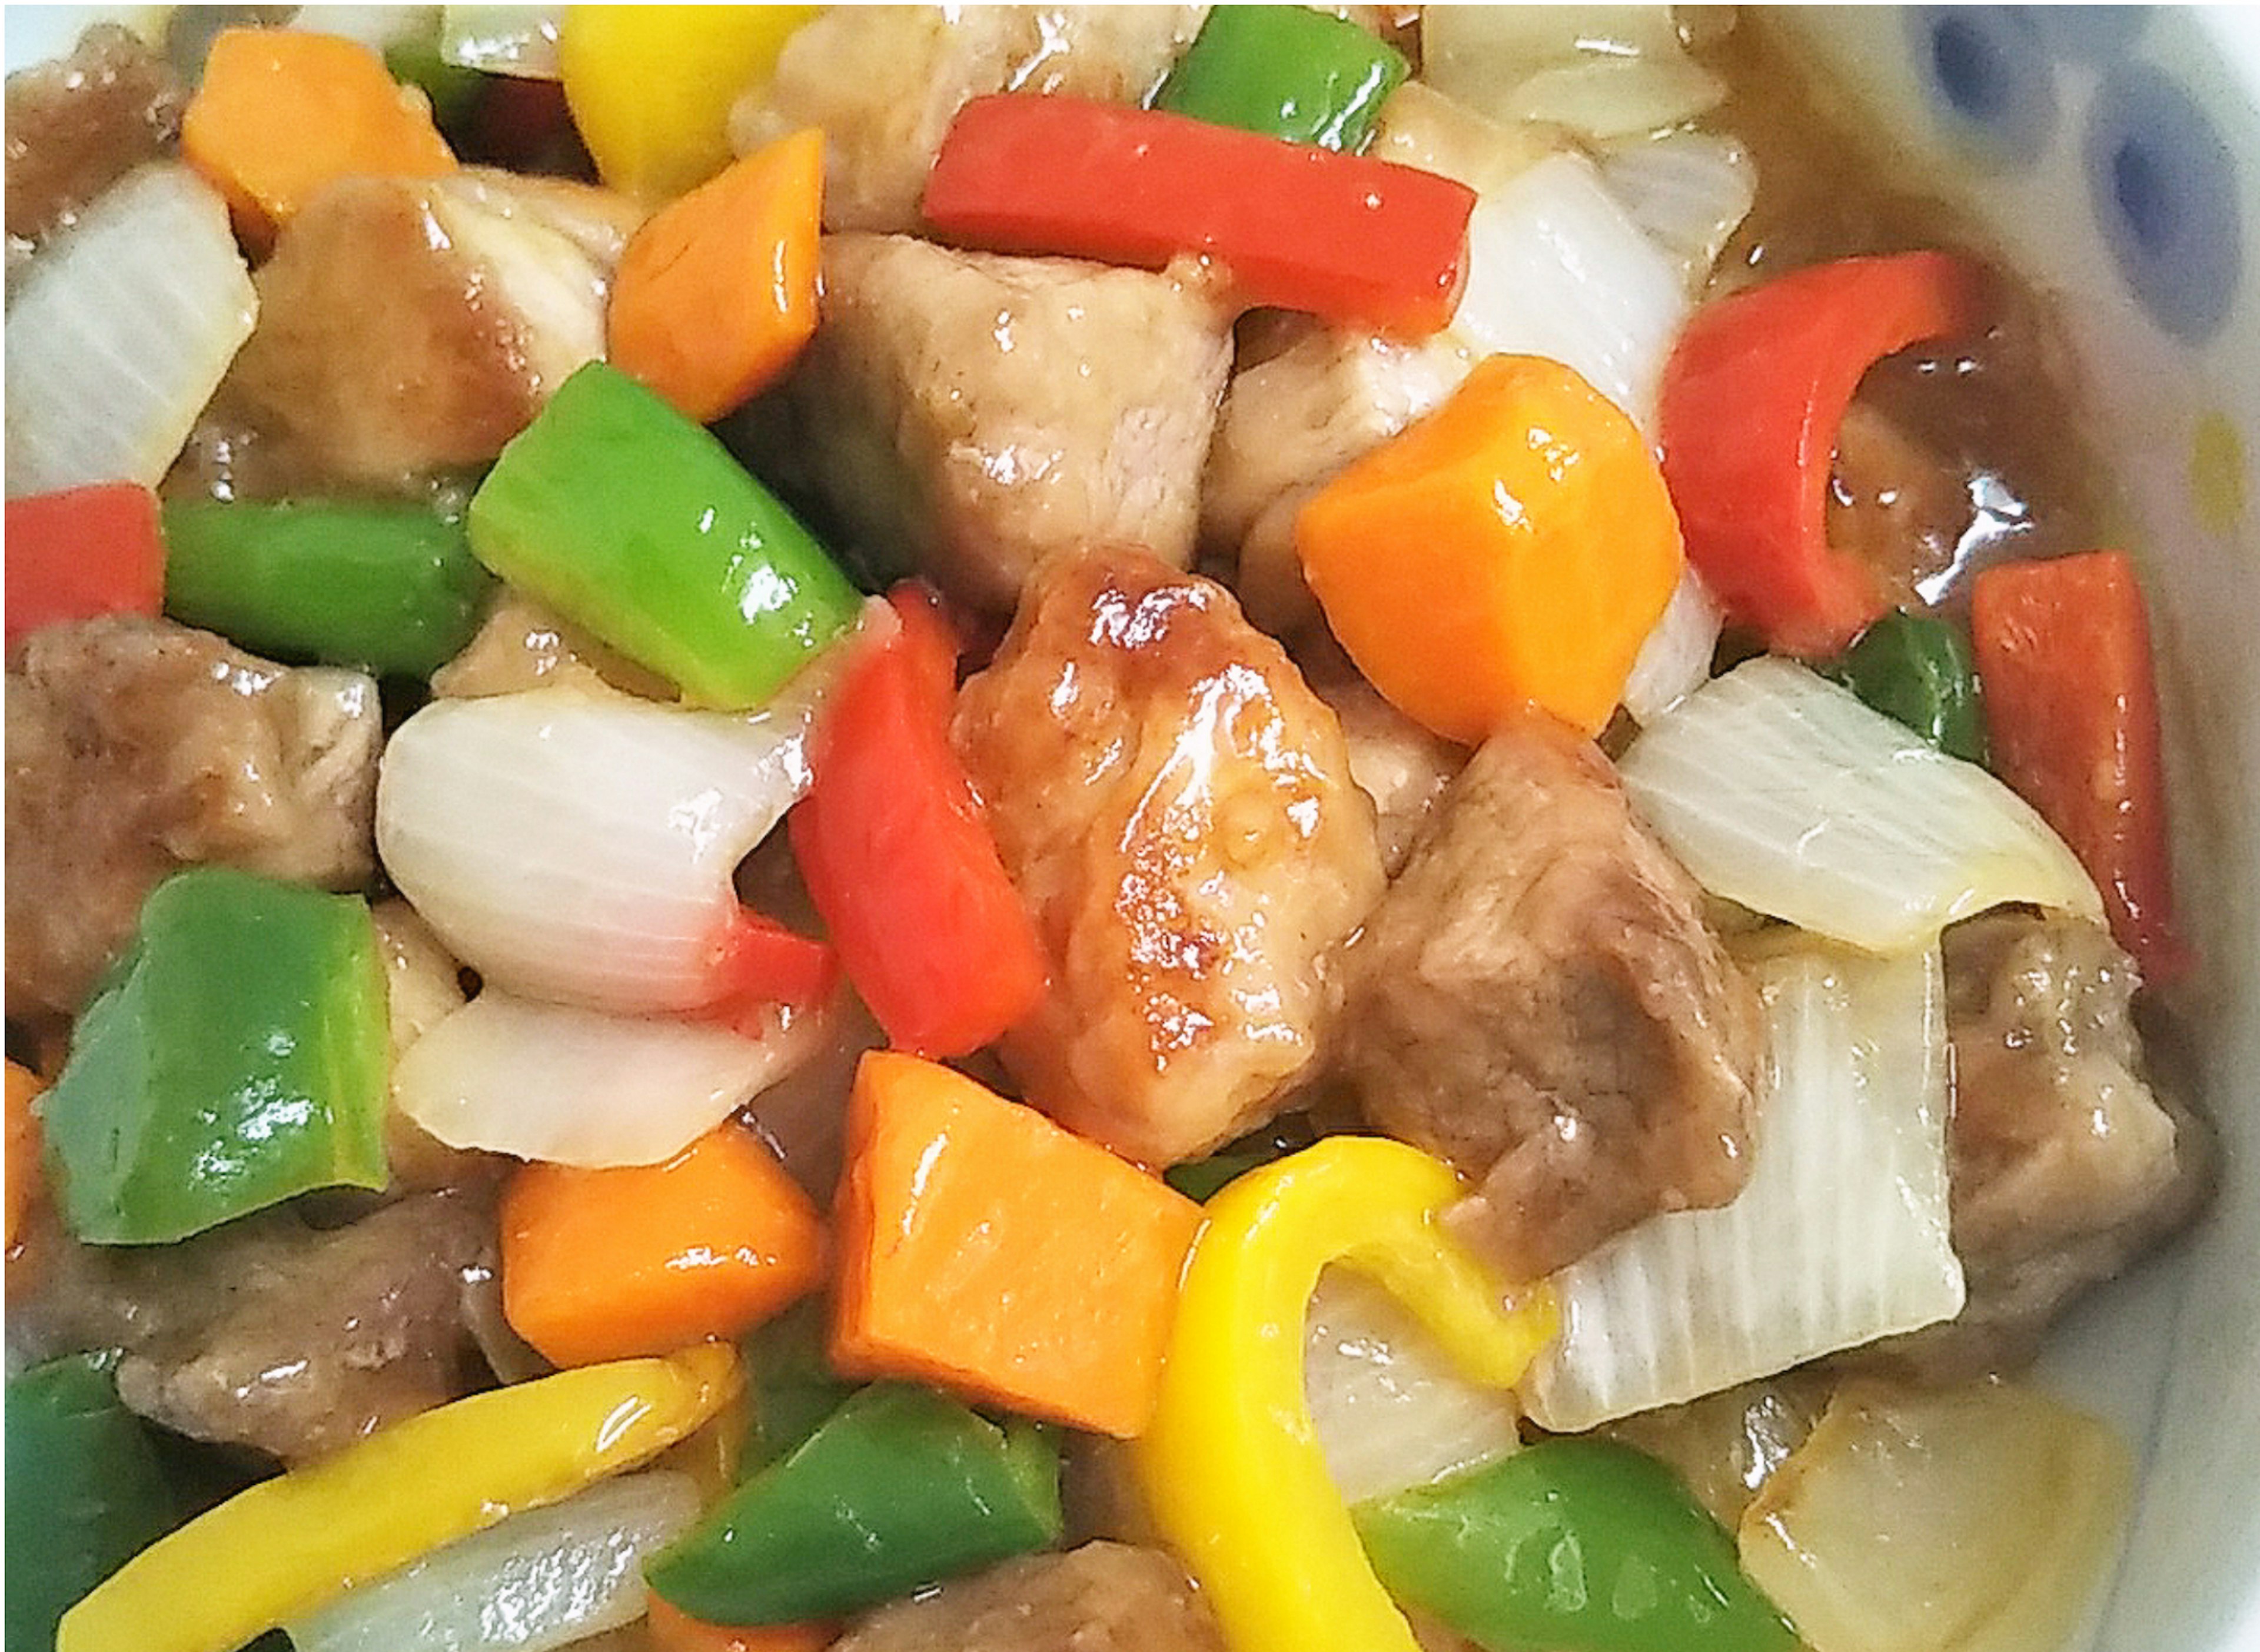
(646, 1598, 835, 1652)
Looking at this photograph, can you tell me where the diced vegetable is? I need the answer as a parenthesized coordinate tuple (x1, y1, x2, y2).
(1618, 657, 2101, 953)
(1153, 5, 1408, 151)
(648, 1601, 836, 1652)
(829, 1052, 1201, 1438)
(1823, 609, 1988, 764)
(501, 1124, 825, 1368)
(1739, 1381, 2132, 1652)
(609, 128, 823, 424)
(58, 1345, 740, 1652)
(1599, 129, 1759, 293)
(162, 498, 493, 678)
(5, 1354, 177, 1652)
(41, 866, 391, 1246)
(1657, 251, 1980, 656)
(5, 164, 257, 497)
(739, 1298, 858, 1474)
(1421, 6, 1727, 142)
(1297, 353, 1684, 741)
(181, 27, 457, 245)
(4, 484, 167, 647)
(468, 361, 861, 709)
(1134, 1137, 1559, 1652)
(439, 5, 561, 78)
(5, 1062, 45, 1254)
(1164, 1113, 1321, 1203)
(1971, 551, 2192, 983)
(1353, 1438, 1798, 1652)
(921, 95, 1477, 334)
(376, 682, 829, 1013)
(645, 1383, 1062, 1627)
(391, 986, 827, 1168)
(1621, 567, 1725, 726)
(1521, 940, 1964, 1433)
(286, 1471, 700, 1652)
(787, 594, 1047, 1058)
(558, 5, 820, 201)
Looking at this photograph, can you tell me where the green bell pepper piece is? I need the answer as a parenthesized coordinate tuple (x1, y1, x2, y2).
(42, 866, 391, 1245)
(1824, 609, 1989, 765)
(647, 1383, 1062, 1626)
(737, 1297, 859, 1473)
(468, 361, 862, 709)
(162, 499, 493, 678)
(1164, 1112, 1320, 1202)
(1154, 5, 1408, 152)
(1352, 1438, 1799, 1652)
(5, 1352, 177, 1652)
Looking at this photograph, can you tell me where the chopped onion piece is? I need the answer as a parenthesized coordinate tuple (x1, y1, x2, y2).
(376, 686, 819, 1013)
(1522, 940, 1965, 1432)
(394, 988, 829, 1167)
(1423, 6, 1691, 105)
(1739, 1382, 2131, 1652)
(5, 162, 256, 498)
(1368, 81, 1559, 196)
(1618, 658, 2102, 953)
(440, 4, 560, 77)
(1448, 152, 1689, 433)
(1600, 128, 1759, 291)
(1498, 56, 1727, 142)
(1305, 1269, 1523, 1506)
(288, 1471, 700, 1652)
(1621, 566, 1723, 724)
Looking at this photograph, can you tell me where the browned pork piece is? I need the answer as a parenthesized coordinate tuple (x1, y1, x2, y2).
(1332, 707, 1765, 1281)
(181, 169, 641, 497)
(4, 22, 182, 286)
(6, 616, 383, 1016)
(954, 549, 1385, 1166)
(14, 1189, 497, 1467)
(729, 5, 1206, 234)
(833, 1541, 1227, 1652)
(748, 235, 1232, 615)
(1913, 910, 2210, 1371)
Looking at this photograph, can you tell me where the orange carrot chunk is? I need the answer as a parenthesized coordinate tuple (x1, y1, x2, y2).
(182, 28, 456, 247)
(6, 1061, 46, 1255)
(830, 1051, 1204, 1440)
(608, 128, 824, 424)
(501, 1124, 825, 1369)
(646, 1597, 835, 1652)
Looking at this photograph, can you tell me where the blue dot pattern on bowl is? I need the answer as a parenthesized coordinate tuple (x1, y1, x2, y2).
(2026, 5, 2150, 62)
(1913, 6, 2056, 162)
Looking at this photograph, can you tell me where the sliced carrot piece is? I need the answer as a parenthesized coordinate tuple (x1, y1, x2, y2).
(647, 1598, 835, 1652)
(501, 1124, 825, 1369)
(182, 28, 456, 247)
(608, 128, 823, 424)
(830, 1051, 1204, 1439)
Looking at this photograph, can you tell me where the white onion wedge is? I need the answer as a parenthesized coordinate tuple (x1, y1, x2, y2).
(1622, 566, 1724, 724)
(1601, 128, 1759, 292)
(375, 686, 817, 1013)
(1305, 1269, 1523, 1506)
(288, 1471, 699, 1652)
(5, 163, 256, 497)
(1421, 6, 1691, 107)
(1618, 658, 2102, 953)
(1521, 940, 1965, 1432)
(393, 988, 828, 1167)
(1448, 152, 1689, 433)
(1498, 56, 1728, 142)
(439, 4, 560, 77)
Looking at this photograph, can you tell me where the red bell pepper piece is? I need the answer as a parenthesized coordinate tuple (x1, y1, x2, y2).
(1657, 251, 1982, 657)
(5, 482, 167, 647)
(920, 94, 1476, 335)
(788, 587, 1047, 1057)
(712, 909, 840, 1015)
(1970, 550, 2193, 985)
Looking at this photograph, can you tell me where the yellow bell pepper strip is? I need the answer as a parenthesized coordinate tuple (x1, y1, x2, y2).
(58, 1344, 741, 1652)
(559, 5, 822, 202)
(1132, 1136, 1558, 1652)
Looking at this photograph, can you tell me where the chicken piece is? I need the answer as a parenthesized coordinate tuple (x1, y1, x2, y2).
(1332, 708, 1764, 1280)
(749, 234, 1232, 615)
(14, 1189, 497, 1467)
(730, 5, 1205, 234)
(1916, 910, 2209, 1371)
(4, 22, 182, 286)
(1308, 666, 1467, 878)
(955, 549, 1385, 1165)
(6, 616, 382, 1016)
(186, 169, 641, 497)
(1206, 323, 1470, 637)
(833, 1542, 1227, 1652)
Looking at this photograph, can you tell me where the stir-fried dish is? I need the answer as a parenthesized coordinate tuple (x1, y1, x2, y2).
(2, 8, 2218, 1652)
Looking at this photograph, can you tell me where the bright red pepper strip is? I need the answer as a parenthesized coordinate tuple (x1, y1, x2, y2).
(5, 483, 167, 648)
(920, 94, 1475, 335)
(1970, 550, 2193, 985)
(712, 910, 840, 1016)
(788, 587, 1047, 1057)
(1657, 252, 1982, 657)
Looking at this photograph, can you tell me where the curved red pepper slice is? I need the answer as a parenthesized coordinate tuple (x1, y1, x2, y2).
(1657, 252, 1981, 657)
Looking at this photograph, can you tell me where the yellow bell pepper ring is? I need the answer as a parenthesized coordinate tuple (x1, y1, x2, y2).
(1131, 1136, 1558, 1652)
(59, 1342, 742, 1652)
